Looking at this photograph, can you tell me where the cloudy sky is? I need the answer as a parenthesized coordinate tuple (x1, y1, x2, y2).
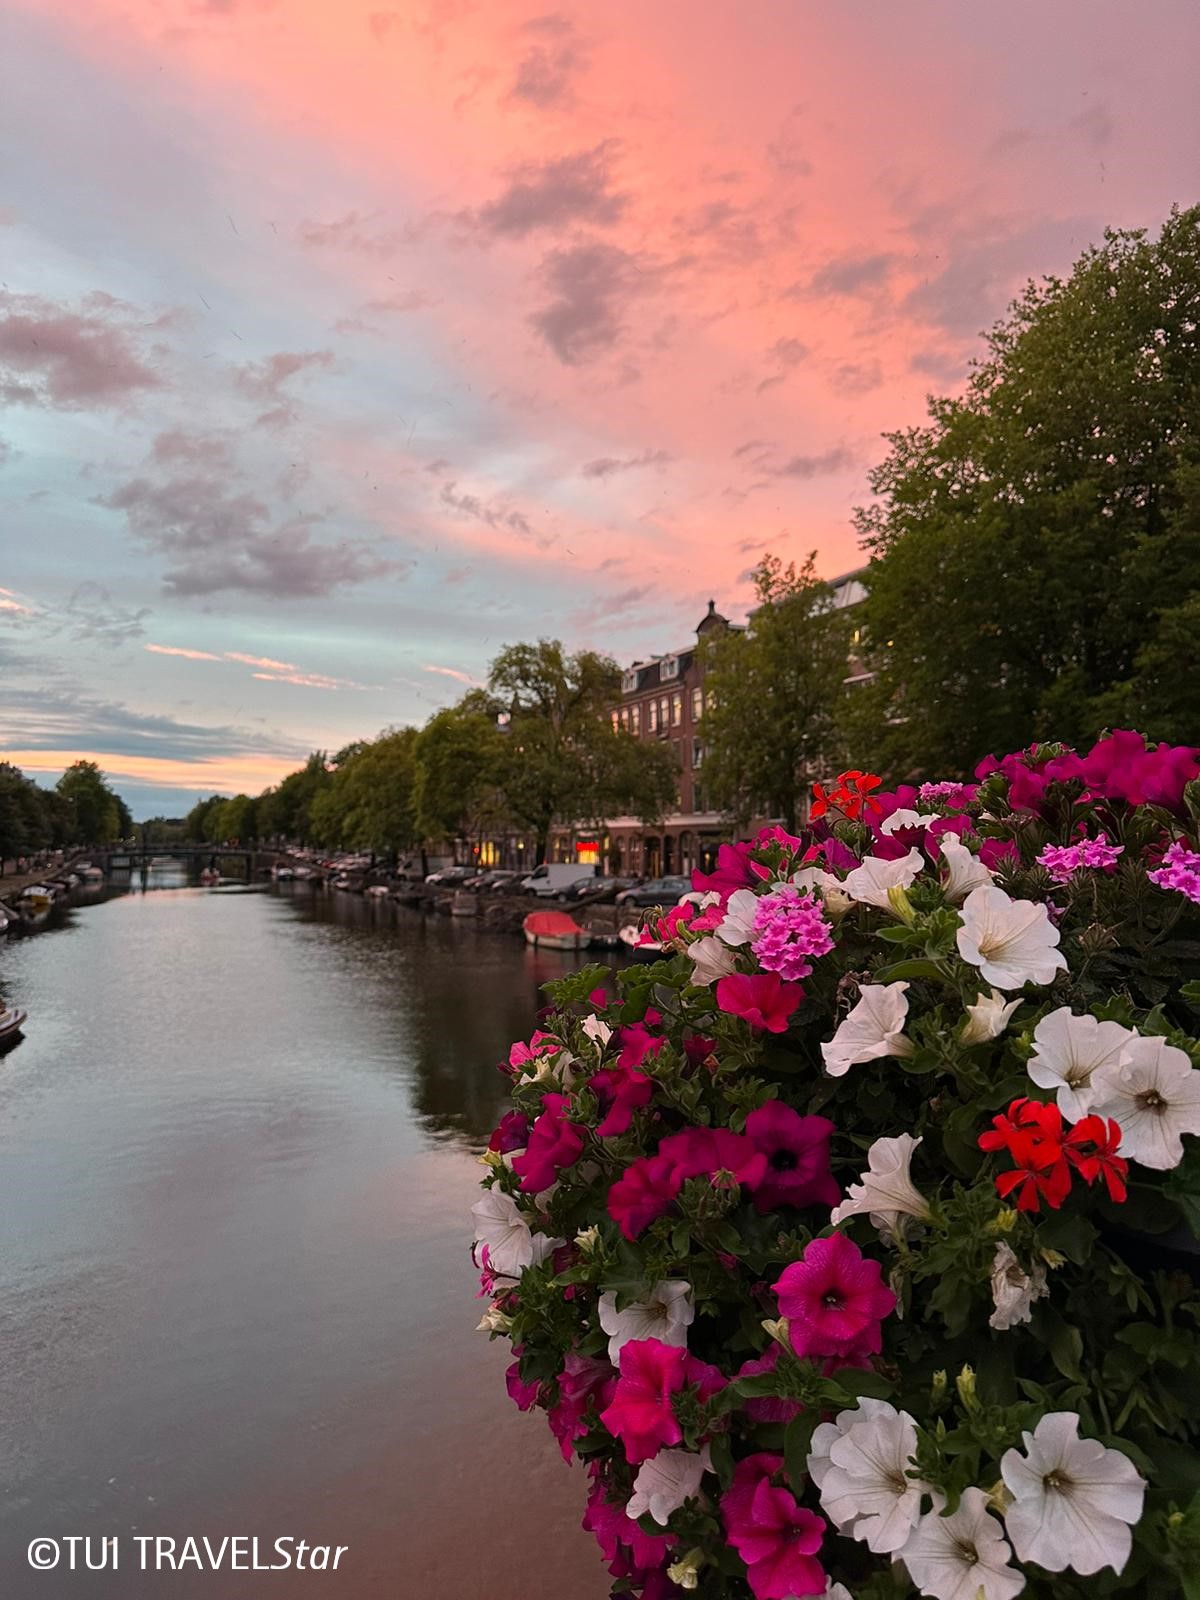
(1, 0, 1196, 817)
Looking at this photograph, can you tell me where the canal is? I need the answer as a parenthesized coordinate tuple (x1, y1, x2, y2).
(0, 875, 612, 1598)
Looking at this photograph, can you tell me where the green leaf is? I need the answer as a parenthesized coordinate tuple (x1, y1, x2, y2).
(873, 958, 947, 982)
(784, 1410, 817, 1491)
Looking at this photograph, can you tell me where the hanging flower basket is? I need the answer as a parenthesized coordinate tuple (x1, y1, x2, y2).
(473, 732, 1200, 1599)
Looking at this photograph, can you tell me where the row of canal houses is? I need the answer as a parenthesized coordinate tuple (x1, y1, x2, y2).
(474, 571, 870, 881)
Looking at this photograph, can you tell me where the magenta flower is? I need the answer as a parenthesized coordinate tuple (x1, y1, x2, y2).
(754, 824, 805, 853)
(735, 1346, 802, 1423)
(773, 1233, 896, 1361)
(505, 1359, 540, 1411)
(547, 1352, 616, 1461)
(1148, 840, 1200, 906)
(725, 1475, 827, 1599)
(692, 841, 763, 897)
(1037, 832, 1124, 884)
(750, 887, 834, 982)
(608, 1153, 680, 1239)
(658, 1126, 769, 1190)
(617, 1022, 666, 1070)
(744, 1104, 840, 1214)
(979, 836, 1020, 871)
(599, 1339, 686, 1463)
(720, 1452, 784, 1530)
(918, 780, 976, 806)
(507, 1028, 558, 1073)
(488, 1110, 531, 1154)
(511, 1094, 585, 1193)
(591, 1065, 655, 1136)
(716, 972, 804, 1033)
(656, 902, 697, 941)
(583, 1473, 673, 1574)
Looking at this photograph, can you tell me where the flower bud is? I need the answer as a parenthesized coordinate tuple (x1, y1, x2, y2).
(988, 1207, 1018, 1234)
(475, 1302, 514, 1334)
(1039, 1247, 1066, 1269)
(477, 1149, 504, 1169)
(761, 1316, 790, 1349)
(667, 1549, 705, 1590)
(930, 1369, 948, 1405)
(955, 1364, 978, 1410)
(574, 1225, 601, 1254)
(986, 1480, 1014, 1515)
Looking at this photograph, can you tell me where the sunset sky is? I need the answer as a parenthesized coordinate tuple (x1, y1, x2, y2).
(1, 0, 1197, 816)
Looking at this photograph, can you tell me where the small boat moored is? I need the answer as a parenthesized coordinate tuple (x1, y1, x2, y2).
(0, 1006, 27, 1049)
(523, 910, 591, 951)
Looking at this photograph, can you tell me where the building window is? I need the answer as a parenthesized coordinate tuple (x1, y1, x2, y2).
(620, 706, 630, 730)
(622, 669, 639, 694)
(648, 700, 658, 733)
(693, 783, 705, 813)
(691, 686, 703, 721)
(631, 704, 641, 734)
(660, 654, 679, 681)
(659, 696, 670, 731)
(692, 738, 704, 769)
(611, 710, 619, 731)
(671, 691, 682, 726)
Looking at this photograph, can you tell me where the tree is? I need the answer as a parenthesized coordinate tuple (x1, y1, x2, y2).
(256, 753, 331, 843)
(849, 206, 1200, 777)
(310, 728, 421, 859)
(489, 640, 676, 862)
(56, 760, 121, 844)
(413, 699, 507, 854)
(0, 762, 47, 865)
(701, 555, 853, 831)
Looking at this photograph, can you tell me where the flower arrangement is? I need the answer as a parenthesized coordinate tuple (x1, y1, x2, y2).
(472, 731, 1200, 1599)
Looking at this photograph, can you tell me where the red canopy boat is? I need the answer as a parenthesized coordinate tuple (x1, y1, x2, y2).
(522, 910, 591, 951)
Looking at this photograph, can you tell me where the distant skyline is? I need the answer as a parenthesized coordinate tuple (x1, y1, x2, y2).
(2, 0, 1197, 817)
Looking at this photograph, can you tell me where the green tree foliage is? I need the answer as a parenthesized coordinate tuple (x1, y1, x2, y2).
(850, 205, 1200, 777)
(309, 728, 421, 858)
(702, 555, 854, 831)
(56, 759, 122, 844)
(255, 753, 331, 843)
(489, 640, 676, 862)
(0, 762, 50, 863)
(183, 796, 223, 840)
(413, 698, 508, 851)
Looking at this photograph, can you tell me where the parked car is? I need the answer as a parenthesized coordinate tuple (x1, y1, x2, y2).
(614, 875, 692, 908)
(520, 863, 599, 898)
(558, 874, 639, 905)
(473, 869, 521, 892)
(424, 864, 476, 886)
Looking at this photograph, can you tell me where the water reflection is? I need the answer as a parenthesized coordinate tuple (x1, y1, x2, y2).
(0, 881, 613, 1599)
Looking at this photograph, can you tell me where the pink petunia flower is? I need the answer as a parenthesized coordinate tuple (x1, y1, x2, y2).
(725, 1476, 827, 1599)
(591, 1065, 655, 1136)
(511, 1094, 585, 1193)
(583, 1472, 674, 1575)
(608, 1153, 681, 1240)
(658, 1126, 769, 1191)
(772, 1233, 896, 1361)
(599, 1339, 723, 1464)
(617, 1022, 667, 1070)
(716, 972, 805, 1033)
(488, 1110, 531, 1154)
(743, 1103, 840, 1214)
(691, 841, 763, 897)
(505, 1359, 540, 1411)
(547, 1352, 617, 1461)
(735, 1345, 802, 1423)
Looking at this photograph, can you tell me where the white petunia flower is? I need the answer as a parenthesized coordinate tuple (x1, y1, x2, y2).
(471, 1188, 561, 1280)
(900, 1486, 1024, 1600)
(627, 1444, 711, 1526)
(960, 988, 1021, 1046)
(1026, 1007, 1132, 1119)
(956, 884, 1067, 990)
(808, 1397, 926, 1553)
(1001, 1412, 1146, 1575)
(822, 1586, 854, 1600)
(880, 808, 933, 835)
(475, 1300, 514, 1333)
(989, 1241, 1049, 1331)
(821, 982, 914, 1077)
(598, 1279, 695, 1363)
(1091, 1032, 1200, 1170)
(939, 834, 995, 903)
(831, 1133, 931, 1235)
(716, 887, 759, 946)
(688, 934, 741, 987)
(843, 849, 924, 911)
(582, 1014, 613, 1048)
(792, 866, 853, 918)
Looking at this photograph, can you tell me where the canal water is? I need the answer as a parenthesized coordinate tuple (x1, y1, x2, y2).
(0, 875, 612, 1599)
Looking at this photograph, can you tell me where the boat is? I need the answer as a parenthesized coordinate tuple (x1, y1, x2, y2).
(618, 923, 666, 961)
(0, 905, 9, 936)
(199, 867, 220, 886)
(78, 863, 105, 883)
(18, 884, 55, 912)
(450, 890, 477, 916)
(0, 1006, 27, 1048)
(272, 864, 296, 881)
(523, 910, 591, 951)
